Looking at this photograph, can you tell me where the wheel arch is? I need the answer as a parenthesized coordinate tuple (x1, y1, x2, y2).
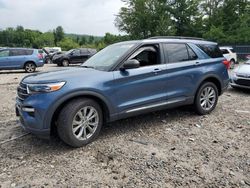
(197, 75, 222, 96)
(49, 92, 112, 135)
(23, 61, 37, 69)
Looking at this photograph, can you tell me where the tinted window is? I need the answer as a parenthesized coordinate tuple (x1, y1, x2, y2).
(80, 49, 89, 55)
(221, 49, 229, 54)
(164, 43, 189, 63)
(198, 44, 223, 58)
(0, 50, 10, 57)
(187, 45, 198, 60)
(230, 48, 236, 53)
(25, 49, 33, 55)
(10, 49, 33, 56)
(73, 49, 80, 56)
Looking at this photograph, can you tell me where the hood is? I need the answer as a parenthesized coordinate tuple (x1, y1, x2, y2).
(22, 67, 100, 84)
(235, 64, 250, 75)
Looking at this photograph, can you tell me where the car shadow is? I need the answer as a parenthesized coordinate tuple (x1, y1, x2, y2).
(0, 70, 42, 74)
(6, 106, 196, 154)
(227, 87, 250, 94)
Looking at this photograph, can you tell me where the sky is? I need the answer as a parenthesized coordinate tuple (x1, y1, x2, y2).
(0, 0, 126, 36)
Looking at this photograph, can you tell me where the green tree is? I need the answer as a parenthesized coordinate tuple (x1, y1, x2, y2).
(53, 26, 64, 45)
(115, 0, 175, 39)
(168, 0, 202, 36)
(58, 38, 79, 51)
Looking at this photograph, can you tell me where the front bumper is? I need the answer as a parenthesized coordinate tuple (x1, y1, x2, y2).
(230, 77, 250, 89)
(16, 98, 50, 139)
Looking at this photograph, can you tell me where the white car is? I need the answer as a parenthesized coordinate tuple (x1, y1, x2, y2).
(230, 60, 250, 89)
(220, 47, 238, 69)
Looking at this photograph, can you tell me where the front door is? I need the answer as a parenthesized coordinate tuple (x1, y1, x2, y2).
(113, 44, 168, 114)
(0, 49, 11, 68)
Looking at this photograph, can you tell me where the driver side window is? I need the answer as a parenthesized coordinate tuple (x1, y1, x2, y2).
(129, 45, 160, 67)
(0, 50, 10, 57)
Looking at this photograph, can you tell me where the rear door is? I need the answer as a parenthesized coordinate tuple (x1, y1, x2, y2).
(163, 43, 201, 102)
(9, 49, 29, 68)
(80, 49, 90, 63)
(0, 49, 11, 68)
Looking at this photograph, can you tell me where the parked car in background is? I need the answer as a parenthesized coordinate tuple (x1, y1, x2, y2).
(42, 48, 64, 64)
(220, 46, 238, 69)
(52, 48, 97, 66)
(0, 48, 44, 72)
(230, 60, 250, 89)
(16, 37, 229, 147)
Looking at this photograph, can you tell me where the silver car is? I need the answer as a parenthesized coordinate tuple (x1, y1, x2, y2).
(230, 60, 250, 89)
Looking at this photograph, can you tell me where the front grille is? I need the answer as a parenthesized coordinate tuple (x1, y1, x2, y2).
(235, 79, 250, 87)
(17, 82, 29, 101)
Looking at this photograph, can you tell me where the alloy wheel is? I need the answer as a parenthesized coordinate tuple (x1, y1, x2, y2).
(26, 63, 35, 72)
(200, 86, 216, 111)
(72, 106, 99, 141)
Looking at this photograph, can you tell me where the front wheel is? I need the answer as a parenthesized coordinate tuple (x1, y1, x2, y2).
(57, 98, 103, 147)
(24, 62, 36, 73)
(194, 82, 218, 115)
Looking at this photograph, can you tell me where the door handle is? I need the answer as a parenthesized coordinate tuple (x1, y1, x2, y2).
(152, 68, 162, 74)
(195, 62, 200, 65)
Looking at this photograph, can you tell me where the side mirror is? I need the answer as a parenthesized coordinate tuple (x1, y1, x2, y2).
(121, 59, 140, 70)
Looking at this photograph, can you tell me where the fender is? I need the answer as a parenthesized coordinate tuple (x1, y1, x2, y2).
(196, 73, 223, 94)
(43, 90, 116, 130)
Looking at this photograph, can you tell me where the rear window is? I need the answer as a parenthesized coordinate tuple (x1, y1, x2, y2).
(164, 43, 189, 63)
(163, 43, 198, 63)
(230, 48, 236, 53)
(221, 49, 229, 54)
(198, 44, 223, 58)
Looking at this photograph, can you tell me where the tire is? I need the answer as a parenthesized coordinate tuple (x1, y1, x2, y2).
(24, 62, 36, 73)
(62, 59, 69, 67)
(57, 98, 103, 147)
(194, 82, 218, 115)
(230, 59, 235, 69)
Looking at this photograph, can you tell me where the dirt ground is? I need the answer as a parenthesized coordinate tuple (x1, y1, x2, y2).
(0, 64, 249, 188)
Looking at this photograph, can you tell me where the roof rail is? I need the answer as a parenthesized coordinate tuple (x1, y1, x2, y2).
(148, 36, 204, 41)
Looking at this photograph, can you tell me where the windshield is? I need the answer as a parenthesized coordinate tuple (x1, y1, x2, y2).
(82, 43, 136, 71)
(66, 49, 74, 55)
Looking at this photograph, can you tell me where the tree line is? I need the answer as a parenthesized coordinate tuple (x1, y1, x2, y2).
(0, 0, 249, 51)
(115, 0, 250, 44)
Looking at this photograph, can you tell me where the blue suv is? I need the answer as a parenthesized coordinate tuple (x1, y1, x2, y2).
(16, 37, 230, 147)
(0, 48, 44, 73)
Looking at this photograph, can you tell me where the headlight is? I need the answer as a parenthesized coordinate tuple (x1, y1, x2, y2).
(27, 81, 66, 94)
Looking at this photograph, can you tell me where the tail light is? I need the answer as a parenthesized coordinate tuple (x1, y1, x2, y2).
(37, 53, 43, 59)
(223, 60, 230, 69)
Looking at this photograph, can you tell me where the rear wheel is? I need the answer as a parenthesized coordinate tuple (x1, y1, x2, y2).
(57, 98, 103, 147)
(24, 62, 36, 73)
(194, 82, 218, 115)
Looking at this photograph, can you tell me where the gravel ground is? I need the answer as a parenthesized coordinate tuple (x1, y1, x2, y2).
(0, 64, 249, 187)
